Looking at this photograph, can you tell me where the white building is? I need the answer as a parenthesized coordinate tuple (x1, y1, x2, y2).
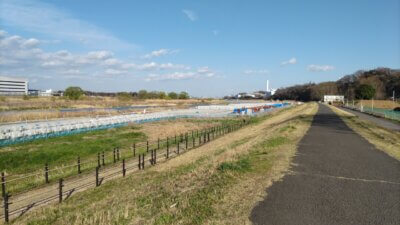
(324, 95, 344, 103)
(265, 80, 276, 98)
(39, 89, 53, 97)
(0, 76, 28, 96)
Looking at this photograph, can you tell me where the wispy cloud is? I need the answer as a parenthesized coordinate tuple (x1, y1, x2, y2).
(1, 30, 216, 85)
(0, 0, 136, 50)
(281, 57, 297, 66)
(307, 64, 335, 72)
(142, 49, 179, 59)
(243, 69, 269, 75)
(182, 9, 198, 21)
(212, 30, 220, 36)
(145, 67, 215, 82)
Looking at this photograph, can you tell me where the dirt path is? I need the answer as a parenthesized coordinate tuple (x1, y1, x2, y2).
(250, 104, 400, 225)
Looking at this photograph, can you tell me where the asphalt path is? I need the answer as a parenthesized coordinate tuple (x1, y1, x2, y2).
(250, 104, 400, 225)
(340, 107, 400, 132)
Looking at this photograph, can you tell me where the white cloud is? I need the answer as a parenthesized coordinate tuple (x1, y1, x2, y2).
(212, 30, 220, 36)
(307, 64, 335, 72)
(1, 30, 216, 85)
(142, 49, 178, 59)
(0, 0, 136, 50)
(105, 68, 127, 75)
(145, 67, 216, 81)
(136, 62, 189, 70)
(182, 9, 198, 21)
(87, 51, 113, 60)
(281, 57, 297, 66)
(243, 69, 269, 75)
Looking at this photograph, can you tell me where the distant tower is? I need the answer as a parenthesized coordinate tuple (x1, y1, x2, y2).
(266, 80, 269, 92)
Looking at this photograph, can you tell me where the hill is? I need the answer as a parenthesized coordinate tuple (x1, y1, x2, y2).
(273, 68, 400, 101)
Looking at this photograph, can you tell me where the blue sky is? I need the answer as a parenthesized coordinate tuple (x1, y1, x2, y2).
(1, 0, 399, 97)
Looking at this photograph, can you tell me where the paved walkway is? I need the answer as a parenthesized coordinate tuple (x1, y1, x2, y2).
(250, 104, 400, 225)
(340, 107, 400, 132)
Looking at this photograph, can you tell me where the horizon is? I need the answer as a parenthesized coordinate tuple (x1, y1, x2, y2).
(1, 0, 399, 97)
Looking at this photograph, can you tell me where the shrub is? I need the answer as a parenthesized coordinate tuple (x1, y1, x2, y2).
(65, 86, 84, 100)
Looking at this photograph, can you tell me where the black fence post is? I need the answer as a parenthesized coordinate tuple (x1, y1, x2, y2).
(133, 143, 136, 157)
(59, 178, 63, 203)
(146, 141, 149, 153)
(138, 155, 141, 170)
(154, 150, 157, 164)
(1, 172, 6, 198)
(97, 152, 101, 168)
(167, 137, 169, 159)
(199, 135, 201, 145)
(157, 138, 160, 150)
(95, 167, 99, 187)
(122, 159, 126, 177)
(113, 148, 116, 163)
(141, 154, 145, 169)
(193, 135, 195, 148)
(45, 163, 49, 183)
(177, 142, 180, 154)
(4, 192, 9, 223)
(185, 135, 188, 150)
(174, 135, 177, 144)
(204, 132, 206, 143)
(117, 147, 120, 161)
(150, 150, 154, 165)
(77, 157, 81, 174)
(102, 151, 105, 166)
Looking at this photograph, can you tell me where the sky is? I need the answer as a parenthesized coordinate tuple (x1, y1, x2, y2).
(0, 0, 399, 97)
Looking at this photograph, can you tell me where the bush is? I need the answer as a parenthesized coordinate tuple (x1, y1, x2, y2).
(65, 86, 84, 100)
(117, 92, 132, 101)
(178, 91, 189, 99)
(168, 92, 178, 99)
(355, 84, 376, 100)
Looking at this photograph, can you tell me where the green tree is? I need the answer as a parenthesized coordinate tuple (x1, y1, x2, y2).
(168, 92, 178, 99)
(158, 91, 167, 99)
(64, 86, 84, 100)
(138, 90, 148, 99)
(355, 84, 376, 100)
(178, 91, 190, 99)
(117, 92, 132, 101)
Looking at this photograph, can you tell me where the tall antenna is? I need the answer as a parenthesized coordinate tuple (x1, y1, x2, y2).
(266, 80, 269, 92)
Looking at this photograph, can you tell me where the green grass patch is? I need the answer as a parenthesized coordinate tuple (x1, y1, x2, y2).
(229, 136, 253, 148)
(218, 157, 251, 173)
(0, 125, 146, 175)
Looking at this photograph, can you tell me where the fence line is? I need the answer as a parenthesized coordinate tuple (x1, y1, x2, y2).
(0, 120, 249, 222)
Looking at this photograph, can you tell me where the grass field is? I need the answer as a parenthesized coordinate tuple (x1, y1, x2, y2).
(0, 96, 230, 122)
(9, 103, 317, 224)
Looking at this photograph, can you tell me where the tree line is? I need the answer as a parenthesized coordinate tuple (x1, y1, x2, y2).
(272, 68, 400, 102)
(64, 87, 190, 101)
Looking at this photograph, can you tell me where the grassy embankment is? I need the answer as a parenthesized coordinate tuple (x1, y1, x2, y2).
(11, 103, 318, 225)
(0, 118, 240, 193)
(329, 105, 400, 161)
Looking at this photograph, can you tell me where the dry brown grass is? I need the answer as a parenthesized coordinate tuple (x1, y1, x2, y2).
(0, 96, 229, 123)
(0, 96, 226, 111)
(329, 105, 400, 161)
(355, 100, 400, 109)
